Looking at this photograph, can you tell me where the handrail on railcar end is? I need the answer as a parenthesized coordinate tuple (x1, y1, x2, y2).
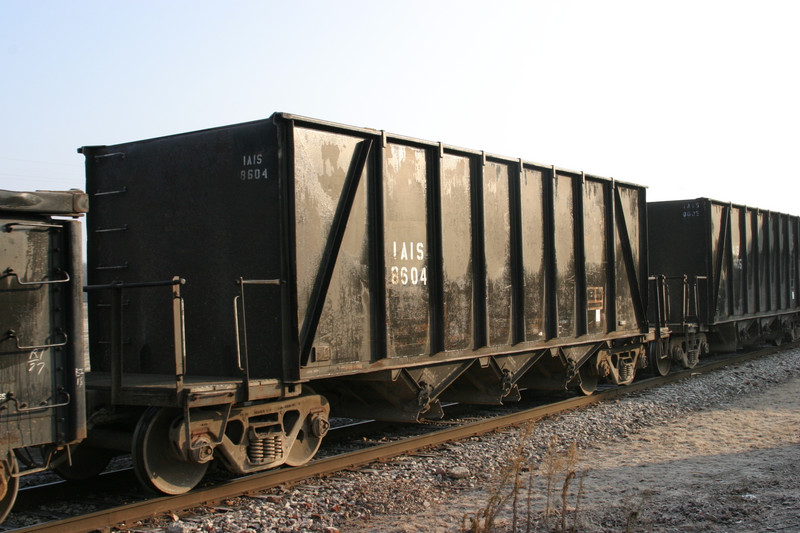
(83, 277, 187, 404)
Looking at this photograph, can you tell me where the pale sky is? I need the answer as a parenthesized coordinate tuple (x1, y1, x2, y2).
(2, 0, 798, 213)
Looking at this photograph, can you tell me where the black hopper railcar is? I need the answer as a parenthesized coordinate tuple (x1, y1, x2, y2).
(0, 189, 88, 522)
(76, 113, 654, 495)
(648, 198, 800, 375)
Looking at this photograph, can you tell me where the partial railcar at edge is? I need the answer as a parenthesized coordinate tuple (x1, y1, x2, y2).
(648, 198, 800, 368)
(0, 189, 88, 522)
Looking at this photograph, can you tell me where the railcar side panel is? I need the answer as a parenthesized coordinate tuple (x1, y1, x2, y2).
(483, 160, 513, 347)
(520, 167, 546, 341)
(441, 154, 474, 351)
(0, 191, 87, 454)
(553, 172, 576, 338)
(282, 115, 649, 383)
(293, 127, 372, 367)
(383, 143, 431, 357)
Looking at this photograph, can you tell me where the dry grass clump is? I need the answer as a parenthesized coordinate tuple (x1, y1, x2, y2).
(462, 425, 647, 533)
(461, 423, 536, 532)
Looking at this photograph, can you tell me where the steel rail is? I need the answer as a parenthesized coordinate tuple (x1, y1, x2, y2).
(10, 343, 786, 533)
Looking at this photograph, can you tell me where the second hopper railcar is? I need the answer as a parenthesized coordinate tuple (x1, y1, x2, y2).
(648, 198, 800, 372)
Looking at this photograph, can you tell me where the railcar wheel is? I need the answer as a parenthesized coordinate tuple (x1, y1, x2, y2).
(132, 407, 209, 495)
(284, 389, 329, 467)
(0, 451, 19, 523)
(650, 346, 672, 377)
(54, 445, 114, 481)
(576, 360, 599, 396)
(285, 410, 328, 466)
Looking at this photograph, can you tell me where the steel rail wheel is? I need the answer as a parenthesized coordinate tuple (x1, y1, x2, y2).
(132, 407, 209, 495)
(54, 444, 115, 481)
(285, 389, 329, 467)
(650, 345, 672, 377)
(576, 359, 599, 396)
(284, 416, 324, 467)
(653, 354, 672, 376)
(0, 451, 19, 523)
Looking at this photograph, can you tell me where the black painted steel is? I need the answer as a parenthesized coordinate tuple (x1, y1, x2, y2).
(81, 122, 283, 385)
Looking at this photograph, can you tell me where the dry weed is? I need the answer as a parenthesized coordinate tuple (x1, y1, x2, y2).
(461, 424, 653, 532)
(462, 423, 534, 533)
(462, 429, 588, 533)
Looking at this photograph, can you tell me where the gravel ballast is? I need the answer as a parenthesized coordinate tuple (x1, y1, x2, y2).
(130, 346, 800, 533)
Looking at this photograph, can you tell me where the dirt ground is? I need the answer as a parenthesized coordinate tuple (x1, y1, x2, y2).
(567, 375, 800, 532)
(345, 376, 800, 532)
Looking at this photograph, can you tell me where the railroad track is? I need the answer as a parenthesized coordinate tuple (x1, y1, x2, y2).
(4, 344, 785, 533)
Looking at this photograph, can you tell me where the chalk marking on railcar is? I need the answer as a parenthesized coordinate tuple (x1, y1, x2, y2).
(27, 349, 46, 375)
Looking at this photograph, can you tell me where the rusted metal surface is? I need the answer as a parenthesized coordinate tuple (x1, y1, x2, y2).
(0, 189, 88, 215)
(0, 192, 87, 456)
(9, 344, 786, 533)
(1, 191, 87, 523)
